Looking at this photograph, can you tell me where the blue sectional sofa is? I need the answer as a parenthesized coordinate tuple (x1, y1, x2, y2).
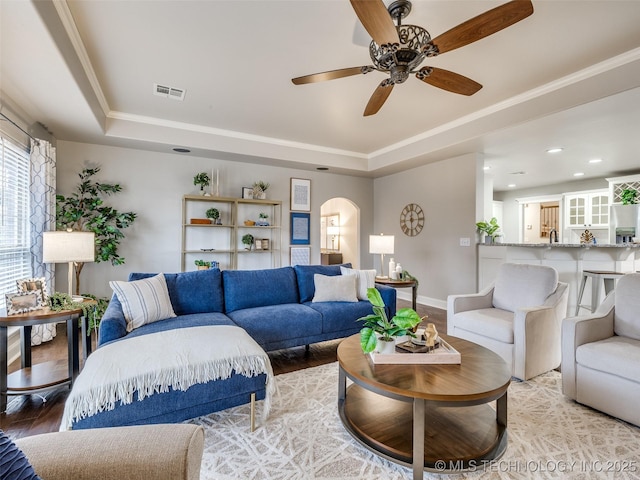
(69, 264, 395, 429)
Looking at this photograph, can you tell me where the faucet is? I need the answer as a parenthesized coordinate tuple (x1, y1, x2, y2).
(549, 228, 558, 243)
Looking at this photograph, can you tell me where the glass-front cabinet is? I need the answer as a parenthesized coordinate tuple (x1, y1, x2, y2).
(564, 190, 609, 228)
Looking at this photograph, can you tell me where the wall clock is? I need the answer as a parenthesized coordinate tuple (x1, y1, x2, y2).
(400, 203, 424, 237)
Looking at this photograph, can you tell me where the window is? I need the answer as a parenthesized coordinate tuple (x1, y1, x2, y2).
(0, 136, 31, 309)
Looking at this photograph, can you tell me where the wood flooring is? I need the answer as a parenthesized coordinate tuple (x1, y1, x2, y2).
(1, 300, 446, 439)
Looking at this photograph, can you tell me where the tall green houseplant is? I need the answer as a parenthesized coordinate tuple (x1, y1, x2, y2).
(56, 167, 137, 294)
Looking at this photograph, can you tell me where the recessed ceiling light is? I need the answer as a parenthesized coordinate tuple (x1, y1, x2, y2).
(316, 167, 329, 171)
(589, 158, 602, 164)
(573, 172, 585, 177)
(510, 171, 526, 175)
(173, 147, 191, 153)
(507, 184, 516, 188)
(546, 147, 563, 154)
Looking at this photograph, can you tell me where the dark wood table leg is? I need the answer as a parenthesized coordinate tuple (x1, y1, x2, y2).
(1, 326, 7, 413)
(67, 317, 80, 384)
(413, 398, 425, 480)
(20, 325, 32, 369)
(81, 315, 92, 361)
(497, 390, 507, 427)
(412, 283, 417, 311)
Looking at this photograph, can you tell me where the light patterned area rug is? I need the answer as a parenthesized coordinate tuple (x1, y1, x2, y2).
(189, 363, 640, 479)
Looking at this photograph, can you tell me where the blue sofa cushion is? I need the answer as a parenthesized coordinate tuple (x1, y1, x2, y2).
(223, 267, 299, 313)
(305, 300, 375, 334)
(227, 304, 322, 347)
(129, 269, 224, 315)
(294, 264, 352, 303)
(0, 430, 40, 480)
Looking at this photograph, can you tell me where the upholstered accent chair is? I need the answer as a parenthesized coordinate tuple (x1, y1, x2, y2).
(447, 263, 569, 381)
(13, 424, 204, 480)
(562, 273, 640, 427)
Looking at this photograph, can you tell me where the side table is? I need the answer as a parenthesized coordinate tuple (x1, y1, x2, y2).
(375, 278, 418, 310)
(0, 306, 86, 413)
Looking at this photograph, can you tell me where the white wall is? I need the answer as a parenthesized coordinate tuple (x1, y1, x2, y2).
(56, 141, 374, 298)
(373, 153, 481, 307)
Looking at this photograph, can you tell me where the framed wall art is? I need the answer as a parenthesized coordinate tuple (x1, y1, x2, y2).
(290, 178, 311, 212)
(290, 247, 310, 266)
(290, 212, 310, 245)
(241, 187, 254, 199)
(17, 277, 49, 307)
(5, 291, 44, 315)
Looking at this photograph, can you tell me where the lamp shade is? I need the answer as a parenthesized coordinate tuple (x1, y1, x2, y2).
(326, 226, 340, 236)
(369, 234, 394, 254)
(43, 231, 96, 263)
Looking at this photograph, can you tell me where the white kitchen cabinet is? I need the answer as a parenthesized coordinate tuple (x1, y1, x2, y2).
(564, 190, 609, 228)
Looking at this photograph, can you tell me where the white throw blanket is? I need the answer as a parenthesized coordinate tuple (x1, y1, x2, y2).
(60, 325, 275, 431)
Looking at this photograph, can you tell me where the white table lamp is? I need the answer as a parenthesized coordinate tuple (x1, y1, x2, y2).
(327, 225, 340, 251)
(369, 234, 394, 279)
(43, 230, 95, 300)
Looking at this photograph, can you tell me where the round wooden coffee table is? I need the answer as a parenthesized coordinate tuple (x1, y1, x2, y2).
(337, 334, 511, 479)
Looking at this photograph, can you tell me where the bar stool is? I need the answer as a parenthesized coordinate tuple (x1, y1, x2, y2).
(575, 270, 625, 315)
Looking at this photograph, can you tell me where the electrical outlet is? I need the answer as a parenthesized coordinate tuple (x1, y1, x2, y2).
(460, 237, 471, 247)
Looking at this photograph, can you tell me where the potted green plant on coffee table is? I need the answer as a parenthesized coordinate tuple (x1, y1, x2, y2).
(358, 287, 422, 354)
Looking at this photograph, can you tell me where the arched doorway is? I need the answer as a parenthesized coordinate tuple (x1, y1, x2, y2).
(320, 198, 360, 268)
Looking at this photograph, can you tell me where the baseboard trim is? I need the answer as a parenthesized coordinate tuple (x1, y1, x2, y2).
(395, 291, 446, 310)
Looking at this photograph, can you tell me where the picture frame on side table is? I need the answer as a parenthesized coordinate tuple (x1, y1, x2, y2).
(290, 178, 311, 211)
(242, 187, 254, 199)
(290, 247, 310, 266)
(17, 277, 49, 307)
(5, 291, 44, 315)
(290, 212, 310, 245)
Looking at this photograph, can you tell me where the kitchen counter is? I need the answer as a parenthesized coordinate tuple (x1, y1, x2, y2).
(477, 244, 640, 315)
(482, 242, 640, 248)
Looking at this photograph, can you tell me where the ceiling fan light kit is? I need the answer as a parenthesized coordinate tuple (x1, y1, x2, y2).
(291, 0, 534, 116)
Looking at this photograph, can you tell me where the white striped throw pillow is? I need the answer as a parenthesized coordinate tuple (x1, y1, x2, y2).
(110, 273, 176, 332)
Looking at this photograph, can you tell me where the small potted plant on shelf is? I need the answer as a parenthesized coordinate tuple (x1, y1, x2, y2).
(358, 288, 422, 355)
(242, 233, 254, 250)
(621, 189, 638, 205)
(256, 212, 269, 226)
(475, 217, 501, 245)
(193, 172, 210, 195)
(252, 181, 269, 199)
(195, 259, 211, 270)
(206, 208, 221, 225)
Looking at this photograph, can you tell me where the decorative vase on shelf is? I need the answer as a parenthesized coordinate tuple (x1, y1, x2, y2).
(388, 258, 396, 279)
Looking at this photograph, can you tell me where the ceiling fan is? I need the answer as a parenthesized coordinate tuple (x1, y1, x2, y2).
(291, 0, 534, 116)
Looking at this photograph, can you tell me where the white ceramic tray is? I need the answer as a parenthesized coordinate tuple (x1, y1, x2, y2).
(368, 337, 461, 365)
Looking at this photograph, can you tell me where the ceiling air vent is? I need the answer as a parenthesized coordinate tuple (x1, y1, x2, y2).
(153, 83, 186, 101)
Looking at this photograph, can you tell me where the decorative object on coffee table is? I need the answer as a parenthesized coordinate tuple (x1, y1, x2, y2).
(357, 287, 421, 354)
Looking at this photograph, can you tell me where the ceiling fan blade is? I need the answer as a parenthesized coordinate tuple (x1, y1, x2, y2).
(431, 0, 533, 55)
(292, 66, 374, 85)
(350, 0, 399, 47)
(416, 67, 482, 96)
(364, 80, 394, 116)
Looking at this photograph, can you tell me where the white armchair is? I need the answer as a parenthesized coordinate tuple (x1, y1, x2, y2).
(562, 273, 640, 427)
(447, 263, 568, 381)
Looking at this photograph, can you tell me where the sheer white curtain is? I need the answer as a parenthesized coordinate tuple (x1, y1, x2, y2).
(29, 138, 57, 345)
